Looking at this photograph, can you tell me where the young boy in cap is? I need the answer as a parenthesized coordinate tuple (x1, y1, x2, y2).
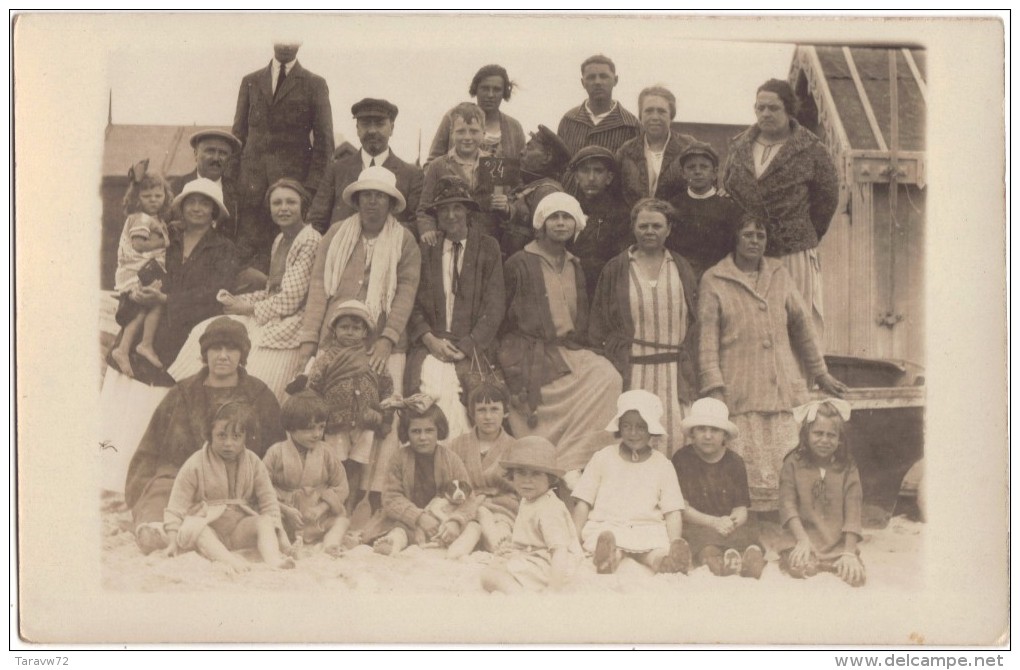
(666, 141, 743, 279)
(671, 397, 765, 578)
(298, 299, 396, 515)
(565, 145, 631, 302)
(417, 103, 507, 246)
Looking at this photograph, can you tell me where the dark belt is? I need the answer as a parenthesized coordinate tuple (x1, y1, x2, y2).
(630, 352, 680, 365)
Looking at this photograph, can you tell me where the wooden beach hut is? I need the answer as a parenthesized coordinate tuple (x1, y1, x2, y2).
(789, 45, 927, 518)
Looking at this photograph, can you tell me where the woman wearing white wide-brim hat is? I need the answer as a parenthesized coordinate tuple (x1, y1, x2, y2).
(294, 165, 421, 512)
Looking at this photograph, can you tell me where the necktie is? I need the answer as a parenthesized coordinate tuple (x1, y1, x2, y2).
(451, 241, 462, 296)
(370, 157, 376, 167)
(275, 63, 287, 99)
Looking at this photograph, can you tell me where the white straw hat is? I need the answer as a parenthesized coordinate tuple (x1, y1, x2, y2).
(341, 165, 406, 214)
(680, 398, 739, 438)
(171, 177, 229, 221)
(604, 389, 667, 436)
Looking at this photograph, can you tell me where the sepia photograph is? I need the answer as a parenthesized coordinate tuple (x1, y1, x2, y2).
(12, 12, 1008, 648)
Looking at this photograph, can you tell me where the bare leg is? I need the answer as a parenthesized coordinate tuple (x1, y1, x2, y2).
(135, 304, 164, 369)
(373, 527, 408, 556)
(477, 507, 512, 553)
(446, 521, 482, 559)
(636, 548, 668, 572)
(111, 311, 146, 377)
(195, 527, 250, 574)
(481, 566, 523, 594)
(255, 516, 295, 569)
(323, 516, 351, 557)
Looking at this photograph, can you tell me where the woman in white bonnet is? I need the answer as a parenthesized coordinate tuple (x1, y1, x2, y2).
(497, 191, 622, 493)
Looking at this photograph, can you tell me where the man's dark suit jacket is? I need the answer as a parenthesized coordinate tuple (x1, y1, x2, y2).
(232, 61, 334, 206)
(306, 149, 423, 234)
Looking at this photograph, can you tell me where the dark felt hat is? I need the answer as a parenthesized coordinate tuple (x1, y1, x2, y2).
(677, 141, 720, 167)
(567, 145, 617, 172)
(425, 176, 480, 215)
(351, 98, 399, 120)
(530, 124, 572, 168)
(199, 317, 251, 362)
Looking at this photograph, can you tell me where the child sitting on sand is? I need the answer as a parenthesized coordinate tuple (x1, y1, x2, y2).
(572, 390, 690, 575)
(480, 436, 582, 593)
(358, 402, 472, 556)
(447, 382, 519, 557)
(776, 398, 866, 587)
(263, 391, 351, 557)
(164, 401, 295, 573)
(672, 398, 765, 578)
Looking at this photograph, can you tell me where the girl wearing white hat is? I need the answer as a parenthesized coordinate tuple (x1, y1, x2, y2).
(672, 397, 766, 579)
(571, 390, 691, 575)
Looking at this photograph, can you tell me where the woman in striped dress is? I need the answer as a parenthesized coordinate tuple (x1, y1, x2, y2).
(168, 179, 321, 400)
(698, 213, 845, 511)
(589, 198, 699, 457)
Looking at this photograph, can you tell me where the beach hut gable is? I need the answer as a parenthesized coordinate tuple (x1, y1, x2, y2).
(789, 45, 926, 366)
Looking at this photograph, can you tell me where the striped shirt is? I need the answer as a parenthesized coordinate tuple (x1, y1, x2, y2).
(556, 100, 641, 157)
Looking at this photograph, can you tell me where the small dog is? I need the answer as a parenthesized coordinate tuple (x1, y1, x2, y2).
(415, 480, 474, 548)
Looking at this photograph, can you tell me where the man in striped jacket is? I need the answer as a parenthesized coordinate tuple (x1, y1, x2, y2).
(556, 54, 641, 157)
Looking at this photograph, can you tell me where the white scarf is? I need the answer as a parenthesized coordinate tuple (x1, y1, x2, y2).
(322, 213, 403, 326)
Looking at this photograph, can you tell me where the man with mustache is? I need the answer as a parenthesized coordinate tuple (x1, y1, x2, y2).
(556, 54, 640, 157)
(170, 130, 242, 240)
(233, 41, 334, 272)
(307, 98, 423, 235)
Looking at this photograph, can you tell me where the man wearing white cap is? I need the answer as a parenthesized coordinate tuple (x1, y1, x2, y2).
(298, 166, 421, 498)
(171, 129, 242, 240)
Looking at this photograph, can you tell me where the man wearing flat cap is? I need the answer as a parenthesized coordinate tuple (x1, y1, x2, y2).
(232, 41, 334, 270)
(307, 98, 423, 235)
(565, 145, 631, 301)
(171, 129, 242, 239)
(501, 124, 571, 258)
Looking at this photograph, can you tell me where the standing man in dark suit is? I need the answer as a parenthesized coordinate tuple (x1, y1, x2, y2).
(233, 41, 334, 271)
(306, 98, 423, 235)
(170, 129, 242, 240)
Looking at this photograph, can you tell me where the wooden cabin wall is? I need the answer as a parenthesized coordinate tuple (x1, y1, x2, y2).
(872, 183, 925, 366)
(818, 182, 925, 367)
(100, 176, 128, 291)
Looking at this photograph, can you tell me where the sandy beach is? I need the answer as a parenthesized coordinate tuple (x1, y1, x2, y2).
(101, 490, 923, 597)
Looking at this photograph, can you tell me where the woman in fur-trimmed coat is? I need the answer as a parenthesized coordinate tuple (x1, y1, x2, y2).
(723, 80, 839, 341)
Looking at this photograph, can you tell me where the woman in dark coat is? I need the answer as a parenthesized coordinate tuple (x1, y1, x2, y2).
(124, 317, 284, 554)
(722, 78, 839, 341)
(588, 198, 698, 457)
(405, 177, 505, 438)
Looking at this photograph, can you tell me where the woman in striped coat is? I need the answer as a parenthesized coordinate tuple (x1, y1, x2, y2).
(698, 213, 845, 512)
(588, 198, 699, 458)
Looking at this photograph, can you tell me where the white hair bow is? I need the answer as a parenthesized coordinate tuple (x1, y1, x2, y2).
(792, 398, 852, 425)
